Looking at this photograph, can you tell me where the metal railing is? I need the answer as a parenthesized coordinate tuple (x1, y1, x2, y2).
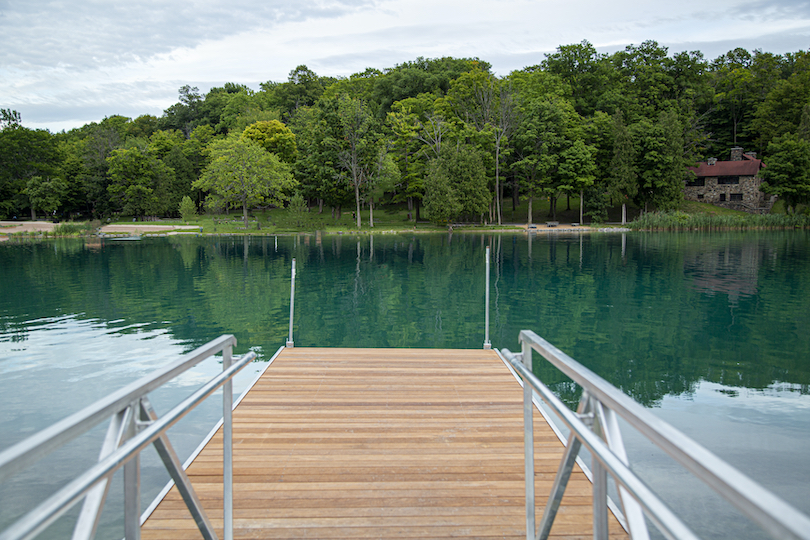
(500, 329, 810, 540)
(0, 335, 256, 540)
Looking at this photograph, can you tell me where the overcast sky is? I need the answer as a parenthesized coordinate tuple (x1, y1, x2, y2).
(2, 0, 810, 132)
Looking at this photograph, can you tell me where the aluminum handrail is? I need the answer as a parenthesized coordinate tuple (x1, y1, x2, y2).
(0, 334, 255, 540)
(0, 334, 237, 483)
(501, 329, 810, 540)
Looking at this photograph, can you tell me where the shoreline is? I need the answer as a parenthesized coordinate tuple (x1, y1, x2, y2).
(1, 220, 622, 240)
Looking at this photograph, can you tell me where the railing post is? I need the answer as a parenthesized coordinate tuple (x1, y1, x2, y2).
(522, 338, 534, 540)
(223, 344, 234, 540)
(287, 258, 296, 348)
(483, 246, 491, 349)
(123, 403, 140, 540)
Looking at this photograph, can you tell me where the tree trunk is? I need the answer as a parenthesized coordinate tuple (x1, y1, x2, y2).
(354, 182, 361, 228)
(242, 201, 249, 229)
(566, 193, 571, 211)
(579, 190, 584, 224)
(528, 195, 533, 225)
(30, 207, 36, 220)
(369, 197, 374, 228)
(319, 198, 323, 214)
(495, 145, 502, 225)
(622, 203, 627, 225)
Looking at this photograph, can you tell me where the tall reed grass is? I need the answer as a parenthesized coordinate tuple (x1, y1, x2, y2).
(629, 211, 810, 231)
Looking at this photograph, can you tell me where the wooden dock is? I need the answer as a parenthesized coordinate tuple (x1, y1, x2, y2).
(141, 347, 626, 539)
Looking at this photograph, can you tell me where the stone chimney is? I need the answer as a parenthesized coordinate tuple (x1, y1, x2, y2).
(708, 157, 717, 165)
(745, 151, 757, 159)
(730, 146, 744, 161)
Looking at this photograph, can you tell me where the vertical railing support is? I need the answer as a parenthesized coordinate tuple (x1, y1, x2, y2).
(287, 258, 296, 348)
(522, 338, 534, 540)
(483, 246, 491, 349)
(123, 403, 140, 540)
(223, 344, 234, 540)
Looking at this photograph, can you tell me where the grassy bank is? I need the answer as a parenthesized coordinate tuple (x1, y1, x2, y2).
(629, 209, 810, 230)
(5, 197, 809, 238)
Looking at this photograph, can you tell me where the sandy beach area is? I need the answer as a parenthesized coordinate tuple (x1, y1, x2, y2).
(0, 221, 200, 239)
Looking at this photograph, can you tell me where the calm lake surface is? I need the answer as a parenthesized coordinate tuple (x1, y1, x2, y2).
(1, 231, 808, 539)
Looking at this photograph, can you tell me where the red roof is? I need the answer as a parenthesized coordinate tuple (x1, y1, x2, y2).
(689, 159, 764, 177)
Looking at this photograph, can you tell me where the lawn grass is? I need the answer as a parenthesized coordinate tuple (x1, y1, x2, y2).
(92, 197, 810, 235)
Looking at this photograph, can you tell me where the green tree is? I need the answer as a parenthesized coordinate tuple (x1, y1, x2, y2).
(610, 111, 637, 224)
(260, 65, 334, 119)
(443, 68, 516, 224)
(631, 111, 686, 211)
(241, 120, 298, 163)
(1, 108, 22, 129)
(752, 52, 810, 151)
(24, 176, 68, 219)
(424, 144, 491, 224)
(511, 94, 579, 222)
(541, 40, 611, 116)
(558, 139, 596, 224)
(287, 191, 308, 228)
(366, 150, 400, 227)
(387, 93, 453, 220)
(107, 145, 174, 219)
(0, 123, 62, 218)
(760, 132, 810, 211)
(194, 135, 296, 228)
(178, 195, 197, 223)
(328, 95, 380, 228)
(160, 85, 204, 136)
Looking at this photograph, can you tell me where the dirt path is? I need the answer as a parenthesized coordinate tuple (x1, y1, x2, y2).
(0, 221, 200, 240)
(99, 224, 200, 235)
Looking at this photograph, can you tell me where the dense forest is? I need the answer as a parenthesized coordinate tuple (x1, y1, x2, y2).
(2, 40, 810, 226)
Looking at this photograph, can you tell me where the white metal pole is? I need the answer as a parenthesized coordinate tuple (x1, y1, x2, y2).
(287, 259, 296, 347)
(222, 345, 233, 540)
(484, 246, 491, 349)
(522, 339, 535, 540)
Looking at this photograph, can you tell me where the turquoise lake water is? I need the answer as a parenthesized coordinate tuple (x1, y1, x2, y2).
(0, 231, 808, 538)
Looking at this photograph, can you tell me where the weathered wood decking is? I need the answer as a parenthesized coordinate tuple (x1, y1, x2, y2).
(141, 347, 626, 539)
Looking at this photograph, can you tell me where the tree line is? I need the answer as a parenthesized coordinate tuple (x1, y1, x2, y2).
(2, 40, 810, 226)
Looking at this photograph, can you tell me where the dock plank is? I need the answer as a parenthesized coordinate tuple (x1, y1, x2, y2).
(141, 348, 627, 539)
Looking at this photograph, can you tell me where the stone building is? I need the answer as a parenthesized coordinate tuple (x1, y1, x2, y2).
(685, 147, 775, 213)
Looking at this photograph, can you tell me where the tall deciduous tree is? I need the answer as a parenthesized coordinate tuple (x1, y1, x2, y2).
(610, 111, 637, 224)
(107, 145, 174, 219)
(760, 132, 810, 211)
(424, 144, 491, 224)
(242, 120, 298, 163)
(25, 176, 68, 219)
(511, 95, 578, 223)
(558, 139, 596, 224)
(0, 122, 61, 218)
(443, 69, 516, 225)
(631, 111, 686, 211)
(387, 93, 451, 220)
(194, 135, 296, 228)
(328, 95, 379, 228)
